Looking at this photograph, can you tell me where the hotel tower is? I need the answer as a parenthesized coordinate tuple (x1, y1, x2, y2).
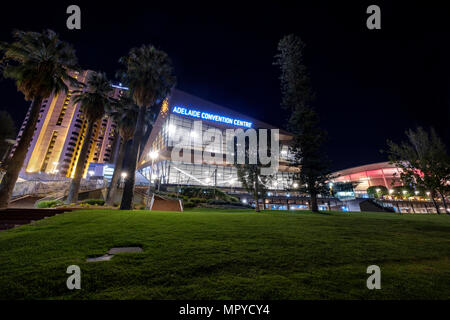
(12, 70, 124, 178)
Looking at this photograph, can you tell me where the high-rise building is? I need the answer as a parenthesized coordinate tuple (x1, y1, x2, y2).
(12, 70, 124, 178)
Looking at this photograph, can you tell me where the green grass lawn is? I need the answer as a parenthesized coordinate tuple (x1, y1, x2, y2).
(0, 208, 449, 299)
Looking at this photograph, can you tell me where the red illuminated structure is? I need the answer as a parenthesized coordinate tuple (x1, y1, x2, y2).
(331, 162, 403, 196)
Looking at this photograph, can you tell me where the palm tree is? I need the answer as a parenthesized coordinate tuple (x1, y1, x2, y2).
(105, 96, 138, 206)
(0, 30, 80, 208)
(65, 72, 113, 204)
(117, 45, 176, 210)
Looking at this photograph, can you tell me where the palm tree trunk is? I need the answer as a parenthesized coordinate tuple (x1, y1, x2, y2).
(139, 123, 152, 159)
(106, 138, 126, 206)
(431, 191, 441, 214)
(0, 97, 43, 209)
(310, 191, 319, 212)
(440, 192, 448, 214)
(120, 106, 146, 210)
(66, 120, 95, 204)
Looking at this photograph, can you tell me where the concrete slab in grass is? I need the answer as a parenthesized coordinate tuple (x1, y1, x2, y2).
(87, 247, 143, 262)
(86, 254, 113, 262)
(108, 247, 143, 254)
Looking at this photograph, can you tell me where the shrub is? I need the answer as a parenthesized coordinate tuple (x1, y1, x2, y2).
(183, 201, 195, 208)
(367, 186, 388, 198)
(36, 200, 63, 208)
(392, 186, 414, 198)
(80, 199, 105, 206)
(190, 197, 206, 204)
(207, 199, 227, 205)
(206, 199, 251, 207)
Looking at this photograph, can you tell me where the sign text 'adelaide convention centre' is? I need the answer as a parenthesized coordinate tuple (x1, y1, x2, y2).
(172, 106, 252, 128)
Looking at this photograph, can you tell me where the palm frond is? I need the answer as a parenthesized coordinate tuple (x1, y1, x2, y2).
(0, 29, 81, 100)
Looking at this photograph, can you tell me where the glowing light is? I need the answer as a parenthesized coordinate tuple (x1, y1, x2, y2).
(168, 124, 176, 135)
(190, 130, 198, 138)
(88, 170, 94, 176)
(160, 98, 169, 117)
(242, 198, 247, 204)
(293, 183, 299, 188)
(121, 172, 127, 178)
(205, 177, 211, 184)
(402, 190, 407, 195)
(149, 150, 159, 160)
(376, 188, 381, 193)
(389, 189, 394, 194)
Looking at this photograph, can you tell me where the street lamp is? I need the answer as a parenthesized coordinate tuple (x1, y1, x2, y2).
(120, 172, 127, 188)
(147, 150, 159, 205)
(148, 150, 159, 183)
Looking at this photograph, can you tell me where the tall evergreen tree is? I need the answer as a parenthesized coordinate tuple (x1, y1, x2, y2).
(0, 30, 80, 208)
(274, 34, 332, 212)
(386, 127, 450, 214)
(234, 133, 273, 212)
(117, 45, 176, 210)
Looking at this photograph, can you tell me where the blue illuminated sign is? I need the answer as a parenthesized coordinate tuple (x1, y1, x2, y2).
(172, 106, 252, 128)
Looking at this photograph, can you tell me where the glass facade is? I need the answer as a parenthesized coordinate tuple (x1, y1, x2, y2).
(139, 112, 295, 190)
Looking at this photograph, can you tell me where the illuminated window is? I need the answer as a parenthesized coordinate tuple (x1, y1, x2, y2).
(40, 131, 58, 172)
(56, 91, 72, 125)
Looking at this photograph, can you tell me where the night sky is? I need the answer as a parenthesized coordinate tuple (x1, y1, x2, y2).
(0, 1, 449, 171)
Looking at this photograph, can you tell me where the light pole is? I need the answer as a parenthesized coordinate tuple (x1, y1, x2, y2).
(328, 182, 334, 211)
(149, 150, 159, 187)
(120, 172, 127, 188)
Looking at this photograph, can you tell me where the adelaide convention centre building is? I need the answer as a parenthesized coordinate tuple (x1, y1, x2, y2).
(137, 89, 298, 190)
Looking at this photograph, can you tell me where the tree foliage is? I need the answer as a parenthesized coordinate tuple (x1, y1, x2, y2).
(0, 29, 80, 208)
(0, 29, 81, 100)
(385, 127, 450, 214)
(366, 185, 388, 198)
(66, 72, 113, 204)
(234, 133, 274, 212)
(116, 44, 176, 210)
(72, 72, 113, 122)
